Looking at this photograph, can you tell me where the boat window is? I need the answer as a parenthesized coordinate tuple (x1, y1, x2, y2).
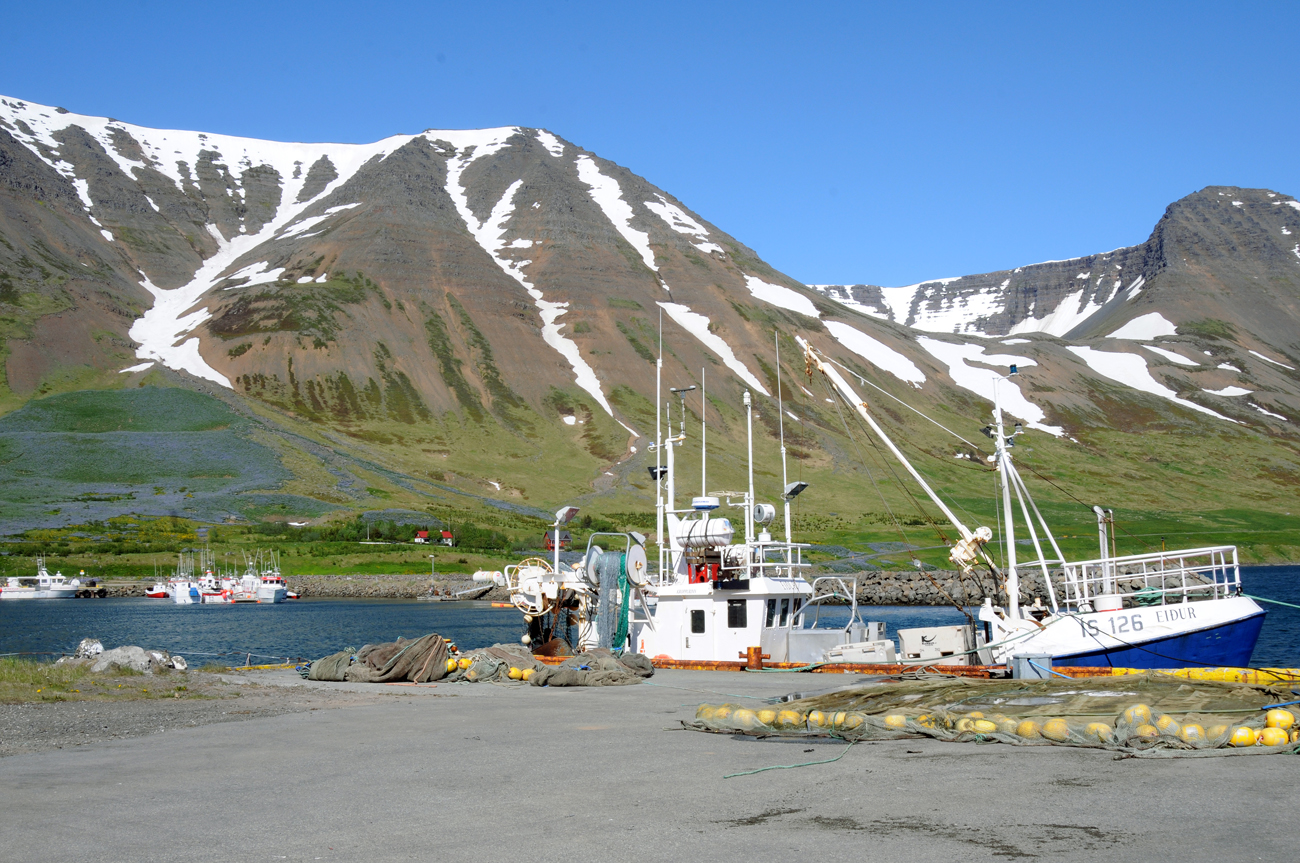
(691, 609, 706, 633)
(766, 598, 776, 627)
(779, 598, 790, 627)
(727, 599, 747, 628)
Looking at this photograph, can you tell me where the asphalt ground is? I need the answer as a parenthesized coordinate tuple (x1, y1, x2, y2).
(0, 668, 1293, 862)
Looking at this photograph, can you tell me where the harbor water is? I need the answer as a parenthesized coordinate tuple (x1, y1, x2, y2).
(2, 566, 1298, 667)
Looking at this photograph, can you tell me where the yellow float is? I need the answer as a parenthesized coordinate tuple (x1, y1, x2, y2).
(1016, 720, 1042, 739)
(1133, 724, 1159, 739)
(1178, 723, 1206, 744)
(1121, 704, 1153, 726)
(972, 719, 998, 734)
(756, 709, 778, 725)
(883, 714, 909, 729)
(1265, 708, 1296, 730)
(1259, 727, 1289, 747)
(1041, 718, 1071, 741)
(1084, 722, 1113, 742)
(1229, 726, 1258, 747)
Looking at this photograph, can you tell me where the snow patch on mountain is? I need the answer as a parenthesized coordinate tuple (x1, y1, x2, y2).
(535, 130, 564, 158)
(657, 302, 768, 395)
(1108, 312, 1178, 340)
(1249, 349, 1296, 370)
(825, 321, 925, 387)
(1142, 345, 1198, 366)
(1066, 346, 1237, 423)
(1008, 288, 1109, 337)
(445, 142, 612, 416)
(1204, 386, 1252, 397)
(278, 203, 361, 240)
(743, 275, 819, 318)
(644, 195, 723, 255)
(916, 338, 1061, 435)
(575, 155, 658, 277)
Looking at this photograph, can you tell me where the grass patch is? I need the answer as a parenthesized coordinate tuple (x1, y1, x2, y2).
(0, 657, 202, 704)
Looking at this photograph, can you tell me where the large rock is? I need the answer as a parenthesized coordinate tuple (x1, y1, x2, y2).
(90, 646, 153, 673)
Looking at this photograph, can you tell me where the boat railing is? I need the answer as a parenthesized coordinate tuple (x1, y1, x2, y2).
(720, 540, 812, 579)
(1058, 545, 1240, 610)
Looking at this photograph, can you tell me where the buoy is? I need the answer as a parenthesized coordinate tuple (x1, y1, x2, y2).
(458, 657, 472, 670)
(776, 709, 804, 728)
(695, 705, 716, 721)
(1133, 724, 1159, 739)
(521, 635, 531, 645)
(445, 658, 458, 673)
(1121, 704, 1153, 726)
(1229, 726, 1258, 747)
(837, 712, 864, 732)
(1041, 718, 1071, 742)
(713, 705, 734, 722)
(883, 714, 908, 729)
(955, 718, 975, 732)
(1154, 714, 1181, 736)
(1016, 720, 1042, 739)
(966, 711, 985, 719)
(1207, 724, 1229, 740)
(996, 719, 1019, 735)
(521, 668, 535, 682)
(972, 719, 998, 734)
(465, 670, 477, 681)
(732, 708, 761, 730)
(1178, 723, 1206, 744)
(757, 709, 778, 725)
(1259, 727, 1289, 747)
(807, 710, 828, 728)
(507, 666, 523, 680)
(915, 713, 937, 728)
(1265, 708, 1296, 730)
(1084, 722, 1113, 742)
(831, 711, 847, 728)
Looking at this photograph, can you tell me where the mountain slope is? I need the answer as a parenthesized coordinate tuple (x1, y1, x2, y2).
(3, 94, 1300, 562)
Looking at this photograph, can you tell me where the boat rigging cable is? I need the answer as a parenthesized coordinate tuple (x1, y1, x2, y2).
(808, 354, 978, 624)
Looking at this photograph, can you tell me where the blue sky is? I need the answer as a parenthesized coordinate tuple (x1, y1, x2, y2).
(2, 1, 1296, 286)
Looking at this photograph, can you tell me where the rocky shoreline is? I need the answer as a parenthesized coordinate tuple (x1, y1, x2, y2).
(88, 569, 1166, 606)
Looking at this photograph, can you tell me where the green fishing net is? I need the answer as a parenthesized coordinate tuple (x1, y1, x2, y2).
(688, 673, 1300, 757)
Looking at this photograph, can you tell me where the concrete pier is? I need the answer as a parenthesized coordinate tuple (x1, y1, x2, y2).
(0, 668, 1290, 861)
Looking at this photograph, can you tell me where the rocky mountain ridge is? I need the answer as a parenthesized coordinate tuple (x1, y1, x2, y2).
(3, 93, 1300, 539)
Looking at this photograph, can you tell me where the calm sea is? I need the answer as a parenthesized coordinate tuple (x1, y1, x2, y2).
(2, 566, 1297, 667)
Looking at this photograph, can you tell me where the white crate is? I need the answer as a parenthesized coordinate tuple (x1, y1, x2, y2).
(897, 625, 975, 666)
(825, 639, 897, 664)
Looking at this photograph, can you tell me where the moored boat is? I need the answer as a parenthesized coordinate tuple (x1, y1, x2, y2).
(798, 339, 1265, 669)
(0, 557, 80, 600)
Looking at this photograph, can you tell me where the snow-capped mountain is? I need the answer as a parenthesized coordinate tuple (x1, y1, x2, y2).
(3, 93, 1300, 529)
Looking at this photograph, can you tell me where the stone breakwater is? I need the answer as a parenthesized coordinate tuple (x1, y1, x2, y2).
(285, 575, 508, 600)
(830, 570, 1067, 607)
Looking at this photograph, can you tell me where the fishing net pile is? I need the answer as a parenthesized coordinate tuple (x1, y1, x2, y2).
(688, 673, 1300, 757)
(303, 635, 653, 687)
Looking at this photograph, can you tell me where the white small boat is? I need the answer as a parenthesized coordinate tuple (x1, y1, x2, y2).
(0, 557, 79, 600)
(257, 571, 287, 604)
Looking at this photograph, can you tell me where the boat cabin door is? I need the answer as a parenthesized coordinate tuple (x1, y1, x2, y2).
(680, 599, 714, 659)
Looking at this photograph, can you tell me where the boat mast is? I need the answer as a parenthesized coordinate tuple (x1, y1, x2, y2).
(655, 309, 664, 576)
(992, 378, 1020, 621)
(744, 390, 755, 544)
(701, 367, 706, 498)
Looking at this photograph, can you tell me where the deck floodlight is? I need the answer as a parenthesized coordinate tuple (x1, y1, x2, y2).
(648, 465, 667, 480)
(554, 506, 580, 526)
(1014, 422, 1023, 434)
(783, 481, 809, 501)
(981, 425, 995, 439)
(669, 385, 697, 394)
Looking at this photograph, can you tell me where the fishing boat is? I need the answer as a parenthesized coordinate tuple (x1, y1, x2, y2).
(145, 582, 170, 598)
(798, 339, 1265, 669)
(477, 334, 880, 663)
(0, 557, 80, 599)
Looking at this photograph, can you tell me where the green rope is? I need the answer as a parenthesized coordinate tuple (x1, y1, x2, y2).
(1244, 593, 1300, 612)
(723, 738, 856, 778)
(614, 556, 631, 650)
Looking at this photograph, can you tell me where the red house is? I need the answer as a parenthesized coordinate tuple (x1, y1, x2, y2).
(544, 529, 571, 551)
(413, 530, 429, 544)
(440, 530, 454, 547)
